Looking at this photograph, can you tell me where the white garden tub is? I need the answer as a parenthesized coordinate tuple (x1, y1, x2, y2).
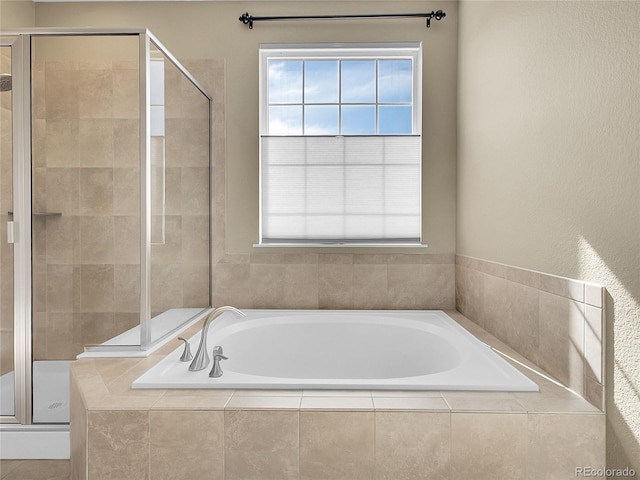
(132, 310, 538, 391)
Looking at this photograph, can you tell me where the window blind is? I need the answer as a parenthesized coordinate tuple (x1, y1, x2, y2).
(260, 135, 421, 243)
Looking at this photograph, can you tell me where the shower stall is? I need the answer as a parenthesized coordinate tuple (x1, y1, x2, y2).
(0, 29, 212, 455)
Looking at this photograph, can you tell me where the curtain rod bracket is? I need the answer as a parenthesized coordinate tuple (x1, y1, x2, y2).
(238, 10, 446, 30)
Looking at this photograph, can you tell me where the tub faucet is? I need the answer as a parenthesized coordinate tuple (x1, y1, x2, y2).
(188, 306, 245, 371)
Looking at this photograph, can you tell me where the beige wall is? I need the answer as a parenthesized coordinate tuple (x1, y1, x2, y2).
(0, 0, 35, 29)
(32, 0, 459, 255)
(458, 0, 640, 472)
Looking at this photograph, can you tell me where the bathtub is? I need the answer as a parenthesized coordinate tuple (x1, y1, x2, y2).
(133, 310, 538, 391)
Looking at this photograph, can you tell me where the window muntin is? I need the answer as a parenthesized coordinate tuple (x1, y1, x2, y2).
(265, 55, 416, 137)
(259, 43, 422, 245)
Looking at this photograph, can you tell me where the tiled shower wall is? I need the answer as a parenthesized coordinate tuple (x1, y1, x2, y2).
(455, 254, 605, 410)
(31, 58, 142, 359)
(0, 48, 13, 376)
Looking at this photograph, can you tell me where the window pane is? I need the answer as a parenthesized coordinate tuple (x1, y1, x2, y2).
(378, 106, 412, 134)
(341, 106, 375, 135)
(305, 105, 339, 135)
(341, 60, 376, 103)
(378, 60, 412, 103)
(305, 60, 338, 104)
(269, 106, 303, 135)
(268, 60, 302, 104)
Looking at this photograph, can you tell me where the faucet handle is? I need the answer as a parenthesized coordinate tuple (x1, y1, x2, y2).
(209, 346, 228, 378)
(177, 337, 193, 362)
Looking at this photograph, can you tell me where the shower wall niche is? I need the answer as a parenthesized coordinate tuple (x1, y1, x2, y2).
(0, 29, 211, 427)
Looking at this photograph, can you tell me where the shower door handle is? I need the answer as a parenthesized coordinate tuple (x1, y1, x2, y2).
(7, 220, 15, 244)
(8, 211, 62, 217)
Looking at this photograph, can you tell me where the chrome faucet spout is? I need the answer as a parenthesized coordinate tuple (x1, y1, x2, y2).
(188, 306, 245, 371)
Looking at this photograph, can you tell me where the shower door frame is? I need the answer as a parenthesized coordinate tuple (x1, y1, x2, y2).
(0, 28, 212, 427)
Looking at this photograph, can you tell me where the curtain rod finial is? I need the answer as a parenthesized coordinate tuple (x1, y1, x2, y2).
(239, 12, 254, 29)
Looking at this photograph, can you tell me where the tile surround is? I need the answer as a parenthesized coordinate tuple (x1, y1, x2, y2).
(456, 255, 606, 410)
(69, 311, 605, 480)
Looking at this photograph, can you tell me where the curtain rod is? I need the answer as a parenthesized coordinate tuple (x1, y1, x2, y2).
(239, 10, 446, 30)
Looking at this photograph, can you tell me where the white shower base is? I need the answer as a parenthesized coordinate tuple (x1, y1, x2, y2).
(0, 361, 70, 459)
(0, 360, 70, 423)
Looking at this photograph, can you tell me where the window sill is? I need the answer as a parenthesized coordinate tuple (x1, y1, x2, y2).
(253, 242, 428, 249)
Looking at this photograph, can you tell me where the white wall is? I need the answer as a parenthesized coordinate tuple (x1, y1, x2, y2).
(458, 0, 640, 471)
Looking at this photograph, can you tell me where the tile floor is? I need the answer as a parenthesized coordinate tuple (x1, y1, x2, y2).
(0, 460, 70, 480)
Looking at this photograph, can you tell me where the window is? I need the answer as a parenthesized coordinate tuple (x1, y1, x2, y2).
(259, 43, 422, 245)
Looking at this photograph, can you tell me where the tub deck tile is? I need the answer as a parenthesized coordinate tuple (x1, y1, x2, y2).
(300, 396, 374, 411)
(225, 395, 302, 410)
(373, 396, 450, 411)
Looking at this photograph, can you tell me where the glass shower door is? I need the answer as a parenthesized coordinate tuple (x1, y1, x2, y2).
(29, 35, 141, 423)
(0, 44, 15, 419)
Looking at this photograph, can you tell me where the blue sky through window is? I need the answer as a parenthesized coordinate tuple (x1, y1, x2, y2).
(267, 58, 413, 135)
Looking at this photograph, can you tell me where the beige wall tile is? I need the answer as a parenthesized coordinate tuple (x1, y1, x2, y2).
(225, 411, 298, 480)
(45, 68, 79, 120)
(151, 216, 182, 264)
(113, 215, 140, 264)
(150, 264, 183, 313)
(78, 119, 114, 167)
(539, 273, 584, 302)
(113, 119, 139, 166)
(78, 69, 113, 119)
(422, 263, 455, 309)
(504, 281, 540, 365)
(538, 291, 585, 394)
(181, 167, 210, 215)
(46, 264, 80, 312)
(45, 119, 79, 167)
(114, 264, 140, 313)
(113, 167, 139, 215)
(528, 414, 605, 479)
(87, 410, 149, 480)
(375, 412, 450, 480)
(46, 167, 80, 215)
(45, 215, 80, 265)
(70, 376, 87, 480)
(112, 68, 139, 119)
(283, 264, 319, 308)
(81, 264, 114, 312)
(181, 264, 210, 307)
(249, 263, 285, 308)
(584, 304, 603, 383)
(585, 377, 604, 411)
(353, 264, 388, 309)
(213, 263, 250, 307)
(300, 411, 374, 480)
(182, 215, 209, 264)
(387, 263, 422, 308)
(388, 264, 440, 309)
(482, 273, 508, 337)
(150, 410, 223, 480)
(455, 265, 484, 327)
(318, 263, 354, 309)
(451, 413, 527, 479)
(80, 313, 115, 346)
(584, 283, 604, 308)
(79, 168, 113, 216)
(80, 216, 114, 264)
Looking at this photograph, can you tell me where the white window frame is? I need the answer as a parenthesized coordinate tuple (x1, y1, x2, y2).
(258, 42, 424, 247)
